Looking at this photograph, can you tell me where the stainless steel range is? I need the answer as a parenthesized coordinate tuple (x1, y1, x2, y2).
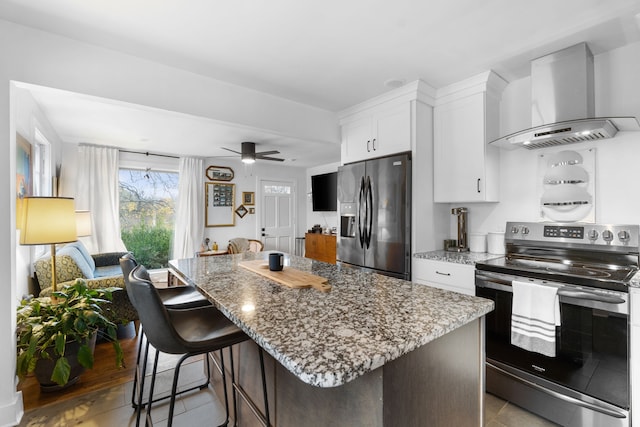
(476, 222, 639, 427)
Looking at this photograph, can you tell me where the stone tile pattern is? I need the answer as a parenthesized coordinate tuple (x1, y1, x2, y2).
(169, 253, 494, 388)
(414, 249, 502, 265)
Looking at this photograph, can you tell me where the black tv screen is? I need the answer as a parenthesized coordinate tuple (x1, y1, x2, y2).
(311, 172, 337, 212)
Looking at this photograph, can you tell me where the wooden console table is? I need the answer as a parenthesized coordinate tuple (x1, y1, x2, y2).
(304, 233, 336, 264)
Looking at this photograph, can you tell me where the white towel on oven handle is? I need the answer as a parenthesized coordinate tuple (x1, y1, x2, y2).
(510, 280, 560, 357)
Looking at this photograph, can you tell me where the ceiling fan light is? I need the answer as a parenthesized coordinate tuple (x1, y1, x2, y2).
(241, 141, 256, 163)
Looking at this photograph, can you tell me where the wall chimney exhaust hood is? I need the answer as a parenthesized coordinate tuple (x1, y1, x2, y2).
(490, 43, 639, 150)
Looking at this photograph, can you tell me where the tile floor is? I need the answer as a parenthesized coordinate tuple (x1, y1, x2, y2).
(18, 356, 558, 427)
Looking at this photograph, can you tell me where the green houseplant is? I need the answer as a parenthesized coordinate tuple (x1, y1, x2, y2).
(16, 279, 124, 390)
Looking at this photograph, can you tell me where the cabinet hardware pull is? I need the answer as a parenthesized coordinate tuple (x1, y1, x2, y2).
(435, 271, 451, 276)
(367, 140, 371, 152)
(477, 178, 481, 193)
(372, 138, 376, 151)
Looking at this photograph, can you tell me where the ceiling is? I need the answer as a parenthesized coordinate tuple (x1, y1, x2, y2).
(3, 0, 640, 167)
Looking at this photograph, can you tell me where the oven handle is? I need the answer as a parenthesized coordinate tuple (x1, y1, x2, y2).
(487, 361, 627, 419)
(476, 271, 627, 305)
(556, 290, 625, 304)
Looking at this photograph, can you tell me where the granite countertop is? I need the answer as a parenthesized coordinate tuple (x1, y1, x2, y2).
(169, 252, 494, 388)
(414, 250, 503, 265)
(416, 251, 640, 289)
(630, 271, 640, 288)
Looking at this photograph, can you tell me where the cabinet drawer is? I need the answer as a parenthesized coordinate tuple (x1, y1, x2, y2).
(413, 259, 475, 295)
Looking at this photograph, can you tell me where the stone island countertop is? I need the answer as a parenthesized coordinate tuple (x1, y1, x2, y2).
(169, 252, 494, 388)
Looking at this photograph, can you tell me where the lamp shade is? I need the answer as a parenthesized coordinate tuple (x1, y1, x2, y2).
(75, 210, 92, 237)
(19, 197, 78, 245)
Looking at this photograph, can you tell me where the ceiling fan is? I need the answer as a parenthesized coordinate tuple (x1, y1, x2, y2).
(221, 141, 285, 163)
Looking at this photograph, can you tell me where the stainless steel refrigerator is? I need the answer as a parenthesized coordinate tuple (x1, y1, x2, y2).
(337, 153, 411, 280)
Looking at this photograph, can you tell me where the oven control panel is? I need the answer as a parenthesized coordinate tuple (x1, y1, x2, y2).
(505, 222, 640, 250)
(543, 226, 584, 239)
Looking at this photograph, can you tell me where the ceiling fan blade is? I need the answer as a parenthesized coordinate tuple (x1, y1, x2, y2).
(255, 150, 280, 156)
(221, 147, 241, 155)
(257, 155, 285, 162)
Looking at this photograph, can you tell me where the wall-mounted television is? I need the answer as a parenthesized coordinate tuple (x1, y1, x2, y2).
(311, 172, 337, 212)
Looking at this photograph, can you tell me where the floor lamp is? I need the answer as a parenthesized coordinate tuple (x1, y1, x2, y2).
(19, 197, 78, 295)
(75, 210, 92, 238)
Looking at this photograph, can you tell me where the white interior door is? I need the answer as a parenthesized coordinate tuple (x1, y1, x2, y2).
(260, 179, 295, 253)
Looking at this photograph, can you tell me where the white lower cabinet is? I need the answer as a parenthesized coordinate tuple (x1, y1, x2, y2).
(413, 258, 475, 296)
(631, 287, 640, 425)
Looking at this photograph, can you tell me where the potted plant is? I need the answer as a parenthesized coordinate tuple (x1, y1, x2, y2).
(16, 278, 124, 391)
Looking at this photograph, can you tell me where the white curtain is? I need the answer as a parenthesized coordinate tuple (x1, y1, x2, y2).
(76, 145, 127, 253)
(172, 157, 204, 259)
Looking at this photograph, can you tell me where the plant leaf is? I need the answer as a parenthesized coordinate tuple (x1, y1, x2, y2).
(77, 344, 94, 369)
(54, 333, 66, 357)
(51, 357, 71, 386)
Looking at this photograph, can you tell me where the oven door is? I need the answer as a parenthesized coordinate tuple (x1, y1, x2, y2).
(476, 270, 629, 414)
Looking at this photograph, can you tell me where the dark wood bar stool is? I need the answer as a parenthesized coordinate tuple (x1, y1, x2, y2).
(128, 264, 270, 427)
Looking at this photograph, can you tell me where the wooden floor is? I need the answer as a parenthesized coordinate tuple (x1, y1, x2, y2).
(18, 321, 140, 411)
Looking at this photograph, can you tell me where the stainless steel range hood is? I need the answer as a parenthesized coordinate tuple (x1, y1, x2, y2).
(490, 43, 639, 150)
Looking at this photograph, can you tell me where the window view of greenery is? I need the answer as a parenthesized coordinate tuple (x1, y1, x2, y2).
(119, 169, 179, 269)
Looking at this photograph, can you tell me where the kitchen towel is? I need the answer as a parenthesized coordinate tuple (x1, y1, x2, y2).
(510, 280, 560, 357)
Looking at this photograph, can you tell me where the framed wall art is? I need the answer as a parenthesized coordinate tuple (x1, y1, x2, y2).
(242, 191, 255, 205)
(206, 165, 234, 181)
(16, 133, 32, 200)
(205, 182, 235, 227)
(16, 133, 32, 222)
(235, 204, 248, 218)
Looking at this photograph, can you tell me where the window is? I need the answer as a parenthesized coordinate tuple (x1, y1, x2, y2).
(119, 168, 179, 268)
(33, 128, 52, 197)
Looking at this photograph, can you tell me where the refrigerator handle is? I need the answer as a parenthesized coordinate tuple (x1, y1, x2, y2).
(358, 176, 366, 248)
(365, 176, 373, 248)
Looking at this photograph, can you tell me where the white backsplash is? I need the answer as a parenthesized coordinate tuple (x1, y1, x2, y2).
(450, 131, 640, 237)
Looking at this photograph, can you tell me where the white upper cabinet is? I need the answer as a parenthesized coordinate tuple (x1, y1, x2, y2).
(341, 101, 410, 163)
(339, 82, 431, 164)
(433, 71, 507, 203)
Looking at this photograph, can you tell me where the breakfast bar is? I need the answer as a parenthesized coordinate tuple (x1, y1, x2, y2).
(168, 252, 494, 426)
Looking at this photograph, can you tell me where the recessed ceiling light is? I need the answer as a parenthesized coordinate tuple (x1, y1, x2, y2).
(384, 78, 405, 89)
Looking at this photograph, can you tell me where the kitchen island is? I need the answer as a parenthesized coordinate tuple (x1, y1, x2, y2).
(169, 252, 494, 426)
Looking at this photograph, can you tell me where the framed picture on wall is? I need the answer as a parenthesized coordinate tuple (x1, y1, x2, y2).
(242, 191, 255, 206)
(16, 133, 32, 222)
(16, 133, 32, 200)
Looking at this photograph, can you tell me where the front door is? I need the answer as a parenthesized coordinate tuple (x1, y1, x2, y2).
(260, 179, 295, 252)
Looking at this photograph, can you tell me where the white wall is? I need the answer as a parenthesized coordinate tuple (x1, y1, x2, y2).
(0, 18, 338, 425)
(202, 158, 307, 251)
(306, 162, 340, 232)
(14, 88, 65, 298)
(447, 41, 640, 238)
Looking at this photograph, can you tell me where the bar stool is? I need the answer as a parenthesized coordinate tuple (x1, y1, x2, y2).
(128, 264, 270, 427)
(120, 254, 212, 413)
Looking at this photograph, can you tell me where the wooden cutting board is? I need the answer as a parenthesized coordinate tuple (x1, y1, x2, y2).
(238, 260, 332, 292)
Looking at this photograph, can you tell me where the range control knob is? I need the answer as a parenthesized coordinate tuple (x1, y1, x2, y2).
(511, 226, 519, 234)
(521, 227, 530, 235)
(602, 230, 614, 243)
(618, 230, 631, 243)
(587, 230, 599, 241)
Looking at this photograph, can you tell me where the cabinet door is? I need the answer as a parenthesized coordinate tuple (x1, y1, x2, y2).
(342, 117, 372, 164)
(434, 92, 489, 202)
(373, 102, 411, 157)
